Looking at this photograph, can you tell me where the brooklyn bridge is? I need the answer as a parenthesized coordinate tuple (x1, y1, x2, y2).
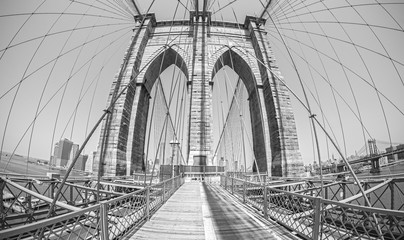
(0, 0, 403, 239)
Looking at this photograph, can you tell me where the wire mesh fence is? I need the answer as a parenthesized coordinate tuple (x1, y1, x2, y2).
(0, 176, 184, 240)
(220, 175, 404, 240)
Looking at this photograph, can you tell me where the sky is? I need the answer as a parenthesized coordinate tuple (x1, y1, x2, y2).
(0, 0, 403, 171)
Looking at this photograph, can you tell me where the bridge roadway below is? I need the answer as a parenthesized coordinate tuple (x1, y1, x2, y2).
(125, 182, 299, 240)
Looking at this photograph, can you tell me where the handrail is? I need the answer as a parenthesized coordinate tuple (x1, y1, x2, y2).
(98, 180, 144, 189)
(293, 181, 340, 194)
(268, 181, 306, 188)
(64, 181, 125, 196)
(340, 178, 392, 204)
(1, 177, 80, 212)
(291, 178, 393, 219)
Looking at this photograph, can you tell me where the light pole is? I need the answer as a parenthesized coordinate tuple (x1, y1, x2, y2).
(170, 140, 180, 179)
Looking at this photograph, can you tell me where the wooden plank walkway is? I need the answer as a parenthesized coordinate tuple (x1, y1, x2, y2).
(126, 182, 299, 240)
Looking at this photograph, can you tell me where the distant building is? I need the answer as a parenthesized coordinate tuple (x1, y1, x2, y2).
(52, 138, 73, 167)
(50, 142, 59, 166)
(52, 139, 87, 170)
(85, 151, 97, 173)
(70, 144, 79, 162)
(74, 154, 88, 171)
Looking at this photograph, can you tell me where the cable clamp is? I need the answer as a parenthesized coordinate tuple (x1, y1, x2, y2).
(309, 114, 316, 118)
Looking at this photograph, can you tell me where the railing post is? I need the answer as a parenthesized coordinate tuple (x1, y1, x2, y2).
(390, 180, 394, 210)
(231, 178, 234, 195)
(312, 197, 321, 240)
(243, 180, 246, 203)
(70, 184, 74, 205)
(27, 181, 33, 222)
(0, 179, 5, 230)
(263, 186, 268, 219)
(163, 181, 166, 203)
(146, 187, 150, 221)
(224, 176, 227, 190)
(49, 181, 54, 199)
(100, 203, 109, 240)
(84, 189, 88, 207)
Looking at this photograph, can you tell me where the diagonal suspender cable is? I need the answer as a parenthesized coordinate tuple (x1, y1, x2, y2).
(1, 1, 75, 170)
(47, 43, 166, 216)
(4, 28, 132, 172)
(0, 0, 47, 62)
(262, 2, 388, 236)
(147, 0, 192, 183)
(47, 0, 160, 217)
(233, 34, 385, 237)
(274, 0, 345, 159)
(263, 27, 404, 117)
(264, 25, 376, 150)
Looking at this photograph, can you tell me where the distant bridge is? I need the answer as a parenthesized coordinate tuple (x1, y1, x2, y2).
(331, 148, 404, 173)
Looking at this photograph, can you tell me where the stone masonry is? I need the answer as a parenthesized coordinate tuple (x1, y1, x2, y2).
(93, 13, 304, 177)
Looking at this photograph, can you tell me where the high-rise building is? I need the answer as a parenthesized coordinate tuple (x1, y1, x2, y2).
(69, 144, 79, 163)
(52, 138, 73, 168)
(51, 142, 60, 166)
(74, 154, 88, 171)
(52, 139, 87, 169)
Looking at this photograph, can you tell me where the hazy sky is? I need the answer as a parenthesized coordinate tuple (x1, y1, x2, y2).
(0, 0, 403, 170)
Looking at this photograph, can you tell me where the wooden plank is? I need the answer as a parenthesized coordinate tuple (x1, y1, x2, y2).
(128, 182, 205, 239)
(126, 182, 298, 240)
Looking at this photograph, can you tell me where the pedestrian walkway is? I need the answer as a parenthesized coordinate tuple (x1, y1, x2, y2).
(126, 181, 298, 240)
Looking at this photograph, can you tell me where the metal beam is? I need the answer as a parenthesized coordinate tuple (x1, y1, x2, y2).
(259, 0, 272, 19)
(2, 177, 80, 212)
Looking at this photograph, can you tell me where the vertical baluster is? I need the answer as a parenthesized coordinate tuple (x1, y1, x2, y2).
(390, 180, 394, 210)
(0, 179, 5, 230)
(263, 185, 268, 219)
(146, 187, 150, 221)
(313, 197, 321, 240)
(231, 178, 234, 195)
(100, 203, 109, 240)
(70, 184, 74, 205)
(243, 180, 246, 203)
(27, 181, 32, 222)
(163, 181, 166, 203)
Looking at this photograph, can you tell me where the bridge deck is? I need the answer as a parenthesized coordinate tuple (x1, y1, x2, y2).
(126, 182, 298, 240)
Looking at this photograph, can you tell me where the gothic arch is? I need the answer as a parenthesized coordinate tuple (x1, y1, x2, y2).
(127, 47, 190, 175)
(142, 47, 189, 93)
(211, 49, 269, 173)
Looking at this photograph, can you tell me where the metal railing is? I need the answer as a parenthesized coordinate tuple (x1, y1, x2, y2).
(228, 172, 404, 211)
(0, 176, 184, 240)
(0, 177, 126, 229)
(220, 175, 404, 240)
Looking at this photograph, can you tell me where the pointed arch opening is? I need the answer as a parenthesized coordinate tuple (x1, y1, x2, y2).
(211, 49, 269, 173)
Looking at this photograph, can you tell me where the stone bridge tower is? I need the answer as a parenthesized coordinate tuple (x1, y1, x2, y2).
(93, 12, 304, 177)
